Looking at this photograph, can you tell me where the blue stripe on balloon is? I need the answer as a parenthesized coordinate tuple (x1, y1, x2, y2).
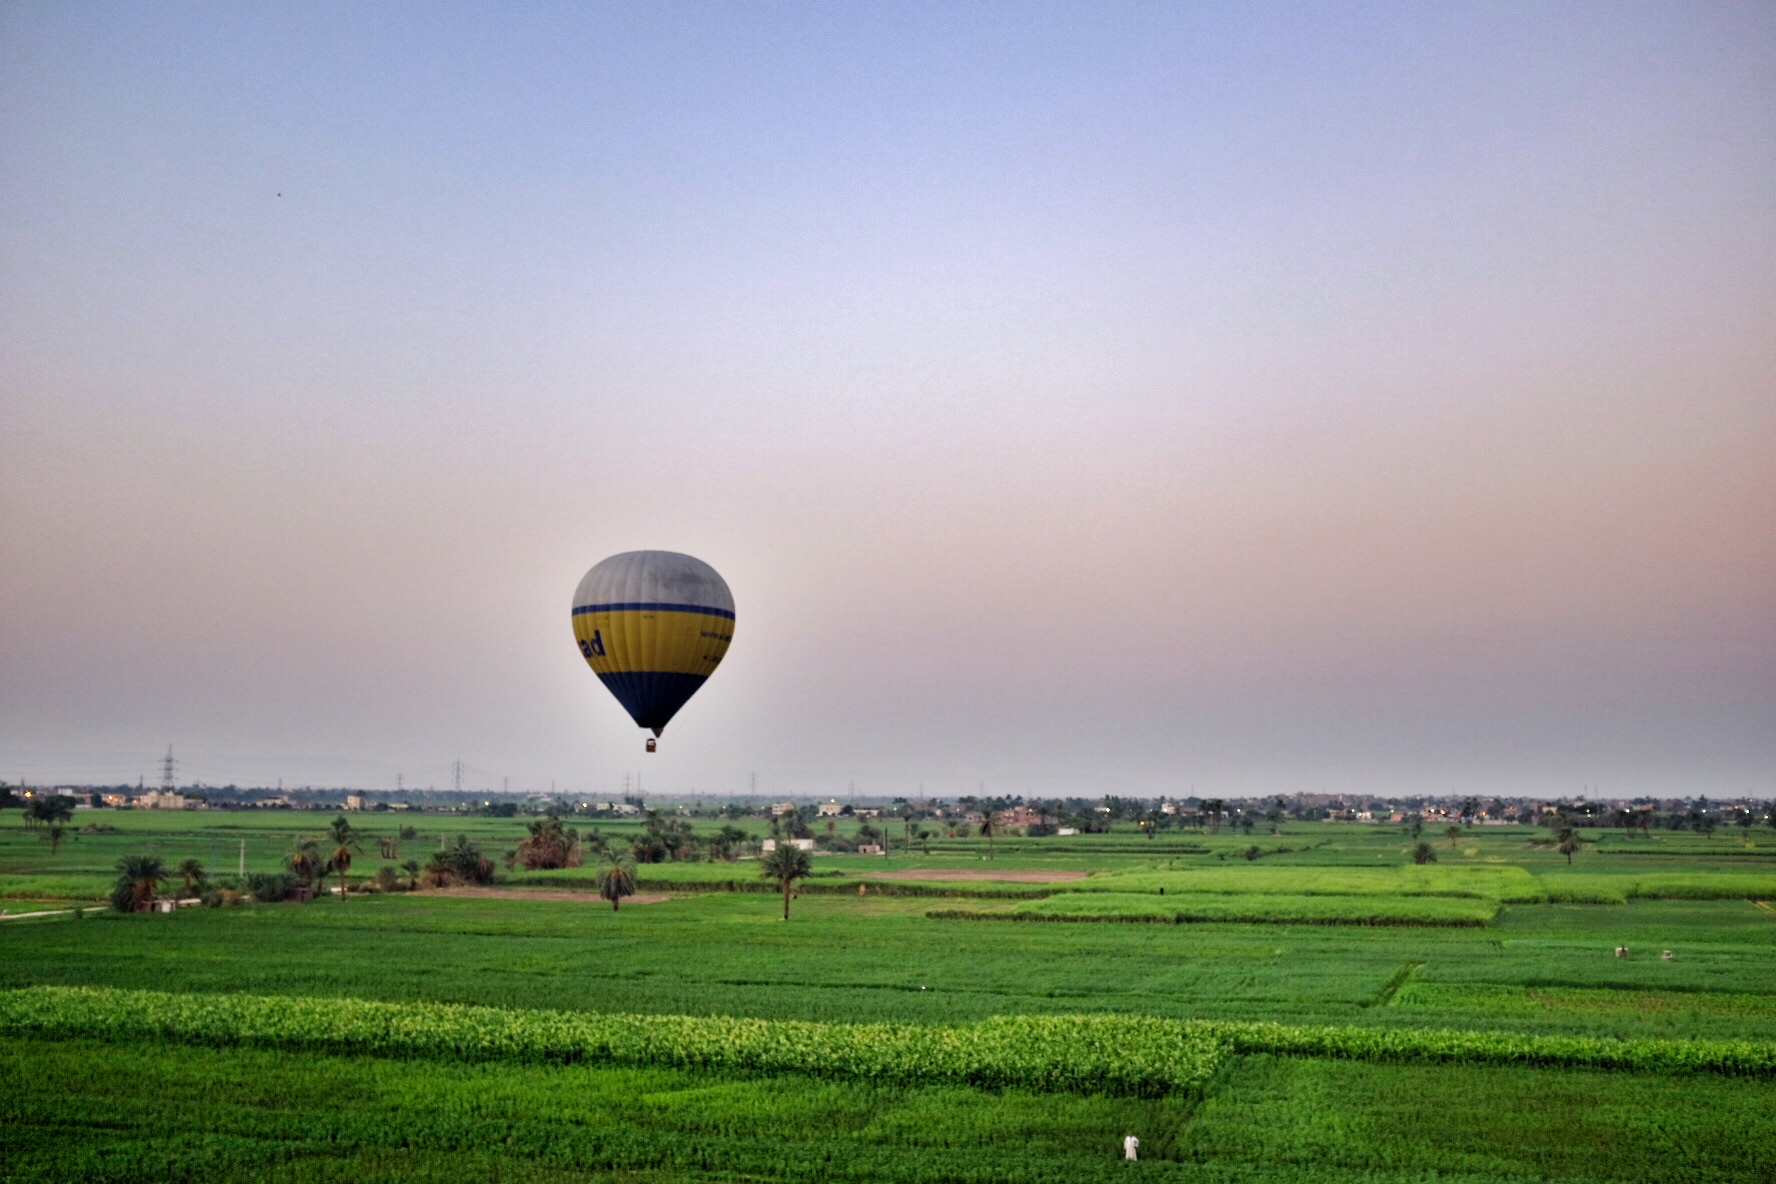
(572, 602, 735, 620)
(595, 670, 710, 732)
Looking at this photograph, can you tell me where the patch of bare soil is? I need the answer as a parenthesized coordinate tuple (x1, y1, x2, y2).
(426, 888, 672, 904)
(862, 868, 1088, 883)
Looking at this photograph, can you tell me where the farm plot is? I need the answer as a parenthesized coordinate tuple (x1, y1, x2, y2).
(1538, 871, 1776, 902)
(1185, 1053, 1776, 1184)
(1394, 980, 1776, 1024)
(6, 991, 1775, 1184)
(0, 1036, 1208, 1184)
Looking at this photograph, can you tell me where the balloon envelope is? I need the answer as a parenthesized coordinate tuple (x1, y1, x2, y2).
(571, 551, 734, 735)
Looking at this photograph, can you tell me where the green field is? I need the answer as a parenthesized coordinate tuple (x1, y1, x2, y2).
(2, 808, 1774, 1181)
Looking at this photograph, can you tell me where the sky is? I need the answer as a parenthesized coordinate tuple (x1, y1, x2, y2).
(2, 1, 1772, 802)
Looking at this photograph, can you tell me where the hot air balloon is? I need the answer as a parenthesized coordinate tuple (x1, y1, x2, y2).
(571, 551, 734, 751)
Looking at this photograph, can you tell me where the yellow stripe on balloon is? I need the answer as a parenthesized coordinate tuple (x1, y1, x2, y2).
(573, 607, 733, 677)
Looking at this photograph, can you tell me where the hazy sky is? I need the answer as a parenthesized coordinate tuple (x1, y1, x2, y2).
(3, 2, 1772, 800)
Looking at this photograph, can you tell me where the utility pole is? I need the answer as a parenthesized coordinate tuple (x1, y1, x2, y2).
(453, 760, 464, 795)
(397, 772, 404, 794)
(239, 839, 245, 877)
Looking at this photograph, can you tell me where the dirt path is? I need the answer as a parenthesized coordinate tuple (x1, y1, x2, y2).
(860, 868, 1089, 883)
(424, 888, 673, 905)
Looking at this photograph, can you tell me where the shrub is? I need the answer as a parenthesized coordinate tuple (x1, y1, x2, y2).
(246, 872, 296, 903)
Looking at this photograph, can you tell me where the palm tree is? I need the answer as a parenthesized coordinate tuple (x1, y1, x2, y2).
(594, 851, 639, 911)
(518, 816, 575, 869)
(1444, 825, 1463, 850)
(1411, 842, 1437, 865)
(112, 854, 166, 913)
(175, 858, 206, 896)
(1201, 800, 1224, 835)
(760, 844, 813, 920)
(401, 858, 421, 890)
(287, 839, 322, 888)
(41, 824, 71, 856)
(979, 816, 997, 861)
(442, 835, 494, 884)
(1556, 826, 1586, 866)
(422, 851, 454, 888)
(326, 815, 361, 900)
(782, 807, 814, 841)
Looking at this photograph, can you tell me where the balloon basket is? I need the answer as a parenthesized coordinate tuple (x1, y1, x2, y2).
(645, 738, 657, 753)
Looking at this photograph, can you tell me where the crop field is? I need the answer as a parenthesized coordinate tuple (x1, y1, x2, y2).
(2, 809, 1773, 1181)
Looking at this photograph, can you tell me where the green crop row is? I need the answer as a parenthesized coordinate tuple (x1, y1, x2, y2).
(0, 872, 110, 900)
(0, 986, 1227, 1098)
(1206, 1017, 1776, 1077)
(8, 984, 1771, 1089)
(1538, 872, 1776, 902)
(1083, 864, 1542, 902)
(1391, 981, 1776, 1020)
(931, 892, 1498, 927)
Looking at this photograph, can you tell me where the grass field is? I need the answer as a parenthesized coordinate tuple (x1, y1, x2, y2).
(2, 808, 1773, 1181)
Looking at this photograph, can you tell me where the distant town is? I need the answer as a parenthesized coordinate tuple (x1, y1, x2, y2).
(4, 780, 1769, 836)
